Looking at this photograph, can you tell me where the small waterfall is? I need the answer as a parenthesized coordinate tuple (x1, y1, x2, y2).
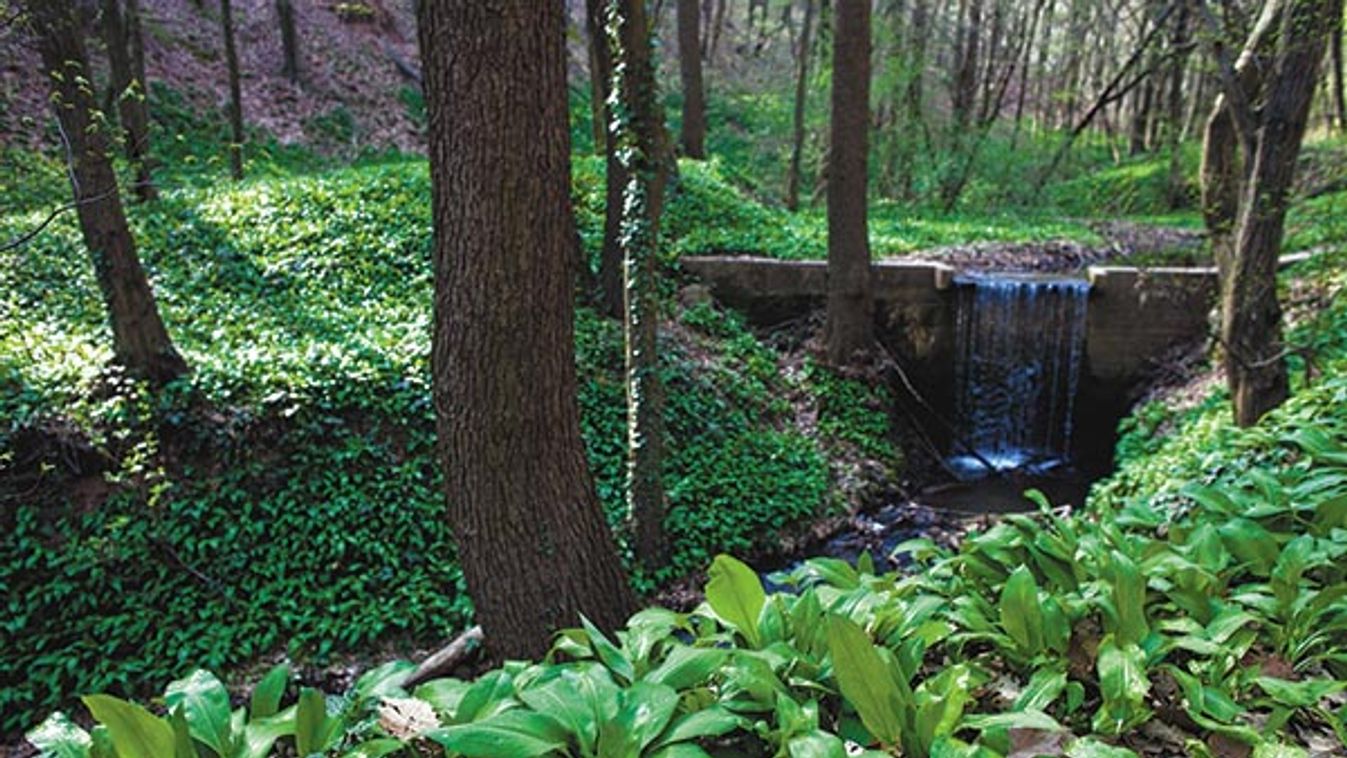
(949, 274, 1089, 479)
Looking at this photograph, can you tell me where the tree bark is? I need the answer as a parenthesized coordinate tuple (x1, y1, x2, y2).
(415, 0, 637, 660)
(1165, 1, 1192, 208)
(277, 0, 300, 83)
(221, 0, 245, 180)
(28, 0, 187, 384)
(1222, 0, 1339, 426)
(586, 1, 609, 156)
(588, 0, 628, 318)
(677, 0, 707, 157)
(609, 0, 669, 570)
(785, 0, 815, 210)
(825, 0, 873, 365)
(1331, 10, 1346, 132)
(897, 0, 928, 200)
(100, 0, 157, 202)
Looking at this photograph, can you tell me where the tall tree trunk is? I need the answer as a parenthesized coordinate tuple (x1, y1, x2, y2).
(221, 0, 245, 180)
(677, 0, 707, 157)
(786, 0, 815, 210)
(1200, 0, 1284, 283)
(101, 0, 157, 201)
(277, 0, 300, 82)
(588, 0, 628, 318)
(941, 0, 982, 207)
(586, 3, 608, 156)
(710, 0, 729, 59)
(1331, 11, 1346, 132)
(1165, 2, 1191, 208)
(826, 0, 873, 365)
(609, 0, 669, 570)
(1223, 0, 1339, 426)
(897, 0, 928, 200)
(28, 0, 187, 384)
(415, 0, 637, 660)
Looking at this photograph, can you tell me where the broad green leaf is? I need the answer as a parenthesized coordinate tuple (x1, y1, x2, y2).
(826, 614, 904, 747)
(165, 670, 235, 756)
(240, 708, 296, 758)
(1092, 637, 1151, 735)
(295, 687, 336, 756)
(169, 708, 196, 758)
(1014, 668, 1067, 712)
(518, 673, 597, 753)
(427, 710, 567, 758)
(787, 731, 848, 758)
(25, 711, 92, 758)
(413, 678, 470, 718)
(581, 616, 636, 685)
(653, 706, 741, 747)
(249, 663, 290, 720)
(1105, 552, 1148, 646)
(960, 709, 1062, 732)
(82, 694, 175, 758)
(597, 682, 679, 755)
(1255, 677, 1347, 708)
(456, 670, 516, 723)
(999, 566, 1044, 655)
(706, 554, 766, 648)
(643, 646, 727, 691)
(352, 660, 415, 705)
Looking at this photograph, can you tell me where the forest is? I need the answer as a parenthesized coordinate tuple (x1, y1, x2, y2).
(1, 0, 1346, 755)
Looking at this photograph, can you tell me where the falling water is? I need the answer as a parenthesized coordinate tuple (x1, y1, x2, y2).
(949, 274, 1090, 479)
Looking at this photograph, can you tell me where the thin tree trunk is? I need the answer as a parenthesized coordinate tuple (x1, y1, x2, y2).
(710, 0, 729, 59)
(415, 0, 637, 660)
(1223, 0, 1339, 426)
(277, 0, 300, 82)
(609, 0, 669, 570)
(586, 6, 608, 156)
(589, 0, 628, 317)
(826, 0, 873, 365)
(786, 0, 815, 210)
(101, 0, 157, 201)
(221, 0, 245, 180)
(1165, 2, 1191, 208)
(1331, 11, 1346, 132)
(677, 0, 707, 157)
(29, 0, 187, 384)
(898, 0, 928, 200)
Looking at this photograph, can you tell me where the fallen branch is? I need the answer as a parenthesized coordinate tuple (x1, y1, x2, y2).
(402, 625, 484, 688)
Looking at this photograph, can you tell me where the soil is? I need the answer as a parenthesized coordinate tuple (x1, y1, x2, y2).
(897, 220, 1208, 275)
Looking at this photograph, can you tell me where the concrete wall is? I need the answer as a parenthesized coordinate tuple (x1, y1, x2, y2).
(683, 253, 1310, 469)
(682, 255, 1222, 389)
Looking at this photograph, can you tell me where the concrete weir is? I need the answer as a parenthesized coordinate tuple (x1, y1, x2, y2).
(680, 254, 1257, 470)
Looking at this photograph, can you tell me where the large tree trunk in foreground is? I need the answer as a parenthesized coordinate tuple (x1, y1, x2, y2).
(610, 0, 669, 570)
(825, 0, 873, 365)
(677, 0, 707, 157)
(416, 0, 637, 660)
(221, 0, 245, 180)
(1221, 0, 1339, 426)
(30, 0, 187, 384)
(785, 0, 814, 210)
(101, 0, 157, 201)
